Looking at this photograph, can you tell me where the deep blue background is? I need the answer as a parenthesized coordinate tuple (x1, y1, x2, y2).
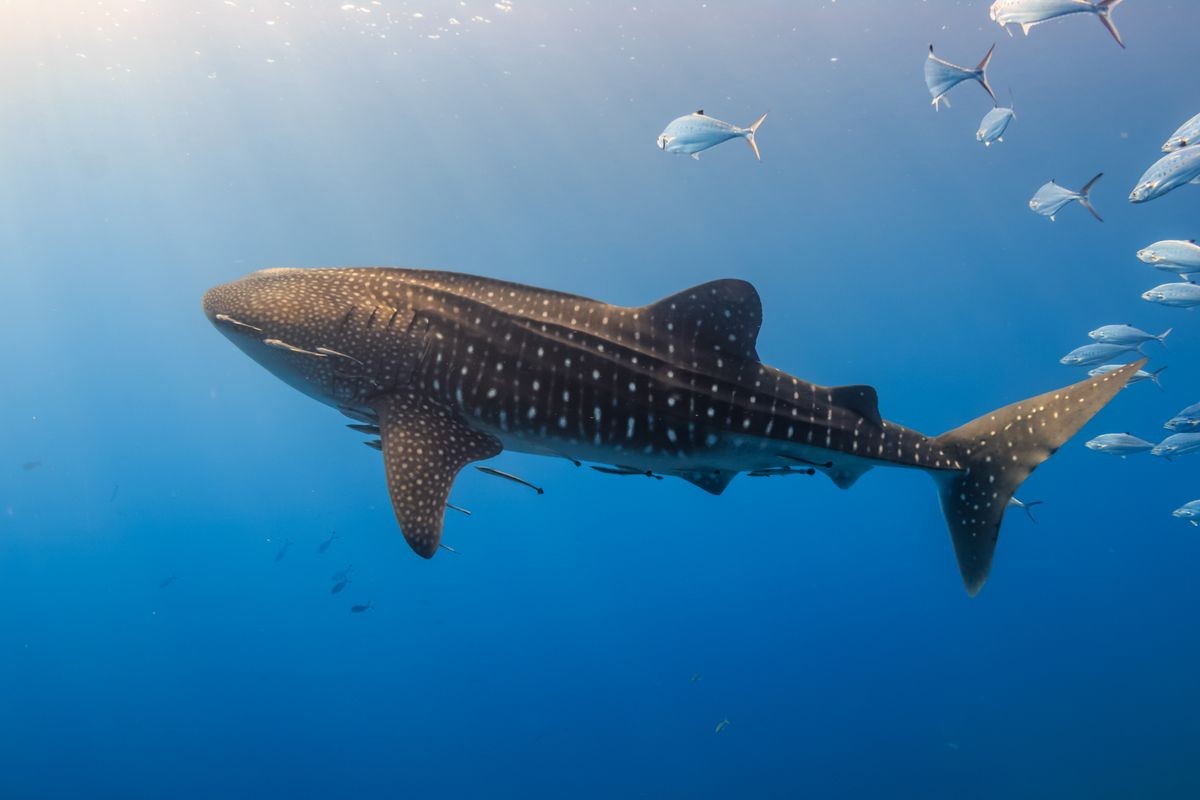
(2, 2, 1198, 797)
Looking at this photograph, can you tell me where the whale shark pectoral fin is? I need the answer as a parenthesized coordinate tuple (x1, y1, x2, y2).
(674, 469, 737, 495)
(372, 392, 502, 558)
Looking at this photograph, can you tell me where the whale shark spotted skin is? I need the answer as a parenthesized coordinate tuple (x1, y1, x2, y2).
(203, 268, 1142, 595)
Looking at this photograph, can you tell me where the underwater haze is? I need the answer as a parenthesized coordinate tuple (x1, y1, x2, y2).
(3, 1, 1200, 797)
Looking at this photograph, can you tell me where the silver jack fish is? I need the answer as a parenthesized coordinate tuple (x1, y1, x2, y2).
(1085, 432, 1155, 457)
(1029, 173, 1103, 222)
(925, 44, 996, 111)
(1162, 113, 1200, 152)
(989, 0, 1124, 48)
(1137, 240, 1200, 279)
(1172, 500, 1200, 526)
(1165, 402, 1200, 432)
(203, 268, 1143, 596)
(1141, 282, 1200, 308)
(656, 110, 768, 161)
(1129, 146, 1200, 204)
(1152, 433, 1200, 460)
(1088, 364, 1166, 389)
(1087, 324, 1171, 348)
(1059, 341, 1139, 366)
(976, 94, 1016, 147)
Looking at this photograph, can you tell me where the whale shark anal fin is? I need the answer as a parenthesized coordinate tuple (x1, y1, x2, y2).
(372, 392, 502, 558)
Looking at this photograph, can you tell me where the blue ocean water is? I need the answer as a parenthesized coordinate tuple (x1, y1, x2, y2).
(2, 2, 1199, 797)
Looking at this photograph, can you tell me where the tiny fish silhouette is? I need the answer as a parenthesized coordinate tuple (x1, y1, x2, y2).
(159, 574, 177, 589)
(714, 718, 731, 734)
(21, 461, 41, 471)
(331, 565, 353, 582)
(274, 539, 292, 562)
(109, 483, 120, 502)
(316, 532, 338, 554)
(350, 601, 373, 613)
(331, 578, 349, 594)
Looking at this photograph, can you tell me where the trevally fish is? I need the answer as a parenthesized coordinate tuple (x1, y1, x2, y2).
(1141, 282, 1200, 308)
(925, 43, 996, 110)
(1172, 499, 1200, 526)
(1152, 432, 1200, 460)
(1030, 173, 1103, 222)
(1164, 402, 1200, 432)
(989, 0, 1124, 48)
(203, 267, 1145, 596)
(1088, 363, 1166, 389)
(1087, 324, 1171, 348)
(1129, 145, 1200, 204)
(656, 110, 768, 161)
(1163, 113, 1200, 152)
(1059, 341, 1139, 366)
(1137, 240, 1200, 277)
(976, 96, 1016, 146)
(1085, 433, 1155, 457)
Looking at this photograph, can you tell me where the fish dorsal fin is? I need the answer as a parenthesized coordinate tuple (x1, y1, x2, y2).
(642, 279, 762, 365)
(695, 109, 704, 115)
(828, 384, 882, 427)
(371, 392, 502, 557)
(675, 469, 737, 495)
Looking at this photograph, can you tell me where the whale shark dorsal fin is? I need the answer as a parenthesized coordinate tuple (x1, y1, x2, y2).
(371, 392, 502, 558)
(828, 385, 882, 427)
(644, 279, 763, 363)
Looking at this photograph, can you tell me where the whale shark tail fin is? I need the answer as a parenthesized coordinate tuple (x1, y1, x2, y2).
(1096, 0, 1125, 48)
(743, 112, 767, 161)
(930, 360, 1144, 596)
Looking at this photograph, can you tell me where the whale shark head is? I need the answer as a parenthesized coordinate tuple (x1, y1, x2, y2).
(202, 268, 420, 412)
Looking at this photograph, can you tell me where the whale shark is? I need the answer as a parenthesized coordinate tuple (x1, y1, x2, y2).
(203, 268, 1142, 595)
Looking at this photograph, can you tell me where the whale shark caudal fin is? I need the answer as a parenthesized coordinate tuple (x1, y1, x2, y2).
(930, 359, 1144, 596)
(1077, 172, 1104, 222)
(371, 391, 502, 557)
(743, 112, 768, 161)
(1096, 0, 1125, 48)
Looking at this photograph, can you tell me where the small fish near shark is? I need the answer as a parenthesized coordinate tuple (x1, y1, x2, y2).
(657, 110, 768, 161)
(203, 268, 1145, 596)
(1029, 173, 1103, 222)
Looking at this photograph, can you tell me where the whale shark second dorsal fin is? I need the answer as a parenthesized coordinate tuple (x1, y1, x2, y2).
(642, 279, 763, 365)
(372, 392, 502, 558)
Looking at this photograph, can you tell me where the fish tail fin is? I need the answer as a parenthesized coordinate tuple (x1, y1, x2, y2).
(976, 43, 997, 103)
(743, 112, 767, 161)
(1022, 500, 1044, 523)
(929, 360, 1143, 595)
(1096, 0, 1125, 48)
(1150, 365, 1168, 389)
(1078, 172, 1104, 222)
(1157, 327, 1173, 345)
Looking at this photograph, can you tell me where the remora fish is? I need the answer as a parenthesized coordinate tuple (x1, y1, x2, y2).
(1029, 173, 1103, 222)
(1137, 240, 1200, 275)
(656, 110, 768, 161)
(1163, 113, 1200, 152)
(989, 0, 1125, 48)
(1141, 282, 1200, 308)
(203, 268, 1143, 595)
(925, 44, 996, 110)
(1129, 146, 1200, 204)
